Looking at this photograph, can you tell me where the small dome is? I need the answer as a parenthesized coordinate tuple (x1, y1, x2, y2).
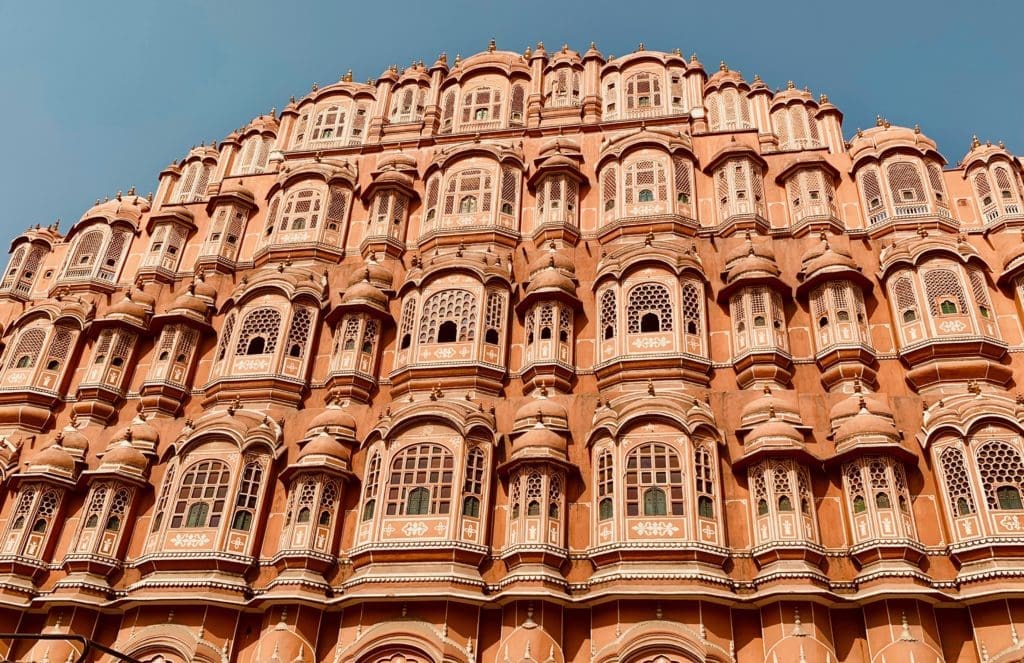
(746, 419, 804, 447)
(298, 432, 352, 464)
(526, 267, 577, 297)
(57, 425, 90, 456)
(104, 292, 149, 325)
(306, 405, 357, 437)
(740, 388, 801, 427)
(705, 62, 748, 91)
(116, 415, 160, 450)
(512, 423, 568, 460)
(527, 250, 575, 276)
(834, 410, 899, 445)
(348, 260, 393, 291)
(100, 440, 149, 473)
(828, 390, 893, 425)
(340, 277, 389, 309)
(30, 444, 76, 474)
(168, 285, 210, 317)
(724, 233, 776, 266)
(191, 275, 218, 302)
(514, 397, 569, 432)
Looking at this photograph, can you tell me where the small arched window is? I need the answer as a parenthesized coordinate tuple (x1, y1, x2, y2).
(235, 308, 282, 356)
(627, 283, 673, 334)
(406, 487, 431, 515)
(597, 449, 614, 521)
(600, 289, 618, 340)
(940, 447, 976, 516)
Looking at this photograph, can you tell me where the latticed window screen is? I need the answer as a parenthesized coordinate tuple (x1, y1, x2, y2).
(510, 84, 525, 124)
(860, 168, 884, 214)
(624, 160, 668, 205)
(626, 283, 673, 333)
(67, 230, 104, 276)
(484, 291, 505, 342)
(548, 68, 581, 107)
(362, 453, 381, 521)
(399, 297, 417, 347)
(419, 289, 477, 343)
(326, 186, 350, 231)
(462, 447, 485, 516)
(340, 316, 360, 351)
(2, 247, 25, 288)
(968, 269, 993, 313)
(845, 463, 866, 513)
(349, 106, 368, 144)
(391, 86, 426, 123)
(7, 487, 36, 533)
(887, 162, 926, 204)
(597, 449, 614, 520)
(599, 289, 617, 339)
(7, 327, 45, 369)
(445, 169, 492, 217)
(385, 444, 454, 516)
(280, 188, 323, 231)
(625, 443, 684, 517)
(311, 105, 347, 141)
(926, 163, 946, 201)
(976, 440, 1024, 510)
(151, 465, 176, 532)
(293, 113, 309, 146)
(462, 87, 503, 124)
(975, 171, 994, 207)
(708, 87, 752, 131)
(672, 156, 692, 206)
(500, 167, 518, 215)
(424, 177, 441, 223)
(625, 71, 661, 110)
(170, 460, 231, 529)
(669, 70, 686, 111)
(440, 91, 455, 132)
(994, 166, 1020, 202)
(602, 166, 618, 215)
(695, 445, 716, 517)
(923, 269, 968, 316)
(234, 135, 273, 175)
(362, 320, 379, 354)
(44, 326, 74, 371)
(285, 307, 315, 358)
(940, 447, 976, 515)
(235, 308, 282, 355)
(231, 460, 264, 530)
(216, 313, 236, 362)
(892, 275, 919, 321)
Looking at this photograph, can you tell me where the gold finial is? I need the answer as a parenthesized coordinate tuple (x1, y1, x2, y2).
(127, 185, 135, 196)
(647, 379, 655, 396)
(343, 69, 353, 82)
(786, 80, 795, 90)
(562, 43, 568, 53)
(753, 73, 762, 83)
(523, 45, 532, 58)
(690, 52, 697, 62)
(636, 42, 645, 51)
(819, 93, 828, 104)
(488, 37, 496, 52)
(438, 51, 447, 64)
(590, 41, 597, 50)
(914, 124, 920, 134)
(856, 127, 863, 137)
(672, 48, 681, 56)
(536, 41, 544, 50)
(884, 118, 891, 128)
(454, 53, 462, 66)
(986, 139, 993, 147)
(999, 140, 1006, 149)
(876, 115, 884, 127)
(311, 82, 318, 91)
(290, 95, 296, 103)
(719, 60, 728, 72)
(971, 134, 981, 148)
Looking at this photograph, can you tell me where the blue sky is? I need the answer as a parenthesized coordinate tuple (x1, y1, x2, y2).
(0, 0, 1019, 241)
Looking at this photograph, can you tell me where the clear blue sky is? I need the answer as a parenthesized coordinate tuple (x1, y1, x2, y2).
(0, 0, 1019, 242)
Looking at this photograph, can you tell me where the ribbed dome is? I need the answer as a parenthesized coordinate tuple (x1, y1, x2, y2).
(834, 410, 899, 445)
(340, 277, 388, 308)
(526, 267, 576, 297)
(57, 425, 90, 457)
(30, 444, 76, 474)
(298, 432, 352, 464)
(116, 415, 159, 450)
(349, 260, 393, 290)
(512, 422, 568, 460)
(746, 419, 804, 446)
(169, 288, 210, 316)
(740, 387, 801, 428)
(100, 440, 149, 473)
(105, 292, 149, 324)
(306, 405, 357, 437)
(514, 397, 569, 432)
(527, 250, 575, 276)
(829, 390, 893, 425)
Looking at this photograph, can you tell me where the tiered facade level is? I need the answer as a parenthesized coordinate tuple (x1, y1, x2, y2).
(5, 40, 1024, 662)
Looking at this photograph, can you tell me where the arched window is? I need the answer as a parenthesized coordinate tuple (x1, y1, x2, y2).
(625, 71, 661, 113)
(385, 444, 454, 516)
(922, 269, 968, 318)
(362, 453, 381, 521)
(234, 308, 282, 356)
(444, 169, 492, 220)
(398, 297, 417, 351)
(418, 290, 477, 343)
(170, 460, 231, 529)
(716, 158, 765, 222)
(627, 283, 673, 334)
(624, 160, 668, 206)
(462, 447, 485, 517)
(707, 87, 753, 131)
(279, 188, 324, 232)
(860, 168, 886, 223)
(887, 162, 927, 206)
(461, 87, 502, 126)
(510, 84, 525, 124)
(233, 135, 273, 175)
(602, 166, 618, 217)
(976, 440, 1024, 511)
(230, 461, 264, 531)
(285, 307, 314, 360)
(673, 155, 693, 209)
(311, 105, 347, 141)
(65, 229, 104, 278)
(174, 161, 213, 204)
(940, 447, 976, 516)
(695, 445, 716, 518)
(440, 90, 455, 133)
(6, 327, 46, 371)
(625, 443, 684, 517)
(597, 449, 614, 521)
(599, 289, 617, 340)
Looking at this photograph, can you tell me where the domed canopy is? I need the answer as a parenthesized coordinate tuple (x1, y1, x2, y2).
(737, 416, 813, 468)
(740, 386, 802, 429)
(338, 273, 390, 316)
(22, 443, 77, 484)
(796, 234, 870, 295)
(298, 432, 352, 464)
(720, 234, 784, 296)
(513, 396, 570, 433)
(99, 291, 151, 330)
(98, 439, 149, 478)
(510, 422, 568, 463)
(305, 404, 357, 440)
(56, 424, 90, 461)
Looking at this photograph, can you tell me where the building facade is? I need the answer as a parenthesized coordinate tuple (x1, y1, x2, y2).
(1, 40, 1024, 662)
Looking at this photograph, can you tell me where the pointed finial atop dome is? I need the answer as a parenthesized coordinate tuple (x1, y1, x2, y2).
(488, 37, 496, 52)
(786, 80, 795, 90)
(819, 93, 828, 103)
(343, 69, 353, 82)
(719, 60, 728, 72)
(972, 134, 981, 148)
(636, 42, 645, 51)
(876, 115, 884, 127)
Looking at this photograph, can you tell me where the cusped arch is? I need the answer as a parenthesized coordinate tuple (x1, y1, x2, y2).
(270, 158, 359, 197)
(597, 128, 696, 172)
(341, 620, 461, 663)
(367, 398, 498, 448)
(595, 240, 706, 285)
(114, 624, 220, 663)
(221, 266, 328, 311)
(425, 142, 526, 180)
(166, 406, 284, 460)
(919, 392, 1024, 448)
(587, 394, 720, 447)
(593, 620, 731, 663)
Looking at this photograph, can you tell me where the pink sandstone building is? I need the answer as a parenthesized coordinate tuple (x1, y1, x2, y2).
(1, 40, 1024, 662)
